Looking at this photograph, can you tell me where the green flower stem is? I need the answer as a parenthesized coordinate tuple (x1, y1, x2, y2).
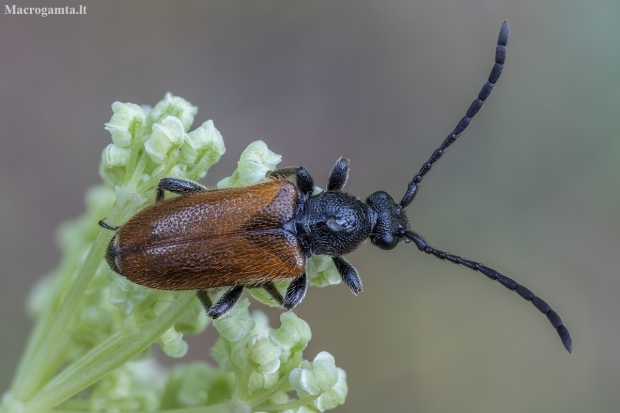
(140, 152, 179, 193)
(11, 225, 117, 401)
(125, 127, 147, 182)
(9, 294, 57, 392)
(46, 327, 135, 389)
(19, 293, 195, 413)
(127, 152, 149, 188)
(9, 236, 89, 394)
(52, 400, 250, 413)
(257, 395, 321, 412)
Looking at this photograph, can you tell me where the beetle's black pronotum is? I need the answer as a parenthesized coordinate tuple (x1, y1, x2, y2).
(101, 21, 572, 354)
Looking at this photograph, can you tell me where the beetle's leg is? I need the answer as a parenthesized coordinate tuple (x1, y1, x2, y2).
(262, 281, 284, 305)
(268, 167, 301, 179)
(156, 178, 207, 202)
(327, 158, 350, 191)
(98, 220, 119, 231)
(196, 289, 212, 312)
(207, 285, 245, 319)
(268, 167, 314, 199)
(296, 168, 314, 198)
(333, 257, 363, 295)
(282, 273, 308, 309)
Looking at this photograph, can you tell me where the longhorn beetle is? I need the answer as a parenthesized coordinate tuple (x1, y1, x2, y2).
(100, 21, 573, 353)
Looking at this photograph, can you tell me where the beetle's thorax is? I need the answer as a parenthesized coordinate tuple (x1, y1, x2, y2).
(296, 190, 374, 256)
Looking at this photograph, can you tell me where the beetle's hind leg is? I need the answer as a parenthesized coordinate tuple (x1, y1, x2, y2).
(283, 273, 308, 309)
(327, 158, 350, 191)
(333, 257, 363, 295)
(157, 178, 207, 202)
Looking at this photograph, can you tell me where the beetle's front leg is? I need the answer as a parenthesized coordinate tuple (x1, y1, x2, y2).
(156, 178, 207, 202)
(333, 257, 363, 295)
(327, 158, 350, 191)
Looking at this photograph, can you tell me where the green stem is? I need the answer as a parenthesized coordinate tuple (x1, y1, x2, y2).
(256, 395, 320, 412)
(10, 206, 125, 401)
(20, 293, 195, 413)
(127, 153, 149, 189)
(10, 241, 85, 392)
(11, 234, 109, 400)
(52, 399, 250, 413)
(48, 327, 135, 388)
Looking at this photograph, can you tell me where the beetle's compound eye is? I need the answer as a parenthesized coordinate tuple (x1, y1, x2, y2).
(366, 191, 403, 250)
(371, 233, 399, 250)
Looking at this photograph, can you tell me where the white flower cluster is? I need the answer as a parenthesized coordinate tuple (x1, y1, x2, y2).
(3, 94, 348, 413)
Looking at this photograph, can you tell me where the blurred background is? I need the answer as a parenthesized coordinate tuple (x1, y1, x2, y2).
(1, 1, 618, 412)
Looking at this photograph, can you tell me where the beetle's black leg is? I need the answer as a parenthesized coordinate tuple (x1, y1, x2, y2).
(401, 229, 573, 354)
(327, 158, 350, 192)
(207, 285, 245, 319)
(196, 289, 212, 312)
(400, 21, 509, 209)
(98, 220, 119, 231)
(296, 168, 314, 198)
(267, 167, 314, 199)
(282, 273, 308, 310)
(333, 257, 363, 295)
(262, 281, 284, 305)
(268, 167, 302, 179)
(156, 178, 207, 202)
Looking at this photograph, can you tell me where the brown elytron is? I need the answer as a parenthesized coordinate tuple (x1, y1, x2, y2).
(110, 180, 305, 290)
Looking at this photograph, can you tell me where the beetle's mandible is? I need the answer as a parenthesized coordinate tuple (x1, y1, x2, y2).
(100, 21, 573, 354)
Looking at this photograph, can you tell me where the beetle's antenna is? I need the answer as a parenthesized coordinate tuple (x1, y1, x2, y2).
(400, 228, 573, 354)
(400, 21, 509, 209)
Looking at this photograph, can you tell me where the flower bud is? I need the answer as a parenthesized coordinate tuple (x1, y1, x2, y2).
(218, 140, 281, 188)
(144, 116, 185, 164)
(101, 144, 131, 168)
(289, 352, 339, 397)
(147, 93, 197, 132)
(105, 102, 145, 148)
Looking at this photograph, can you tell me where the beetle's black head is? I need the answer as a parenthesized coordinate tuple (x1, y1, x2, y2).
(365, 191, 410, 250)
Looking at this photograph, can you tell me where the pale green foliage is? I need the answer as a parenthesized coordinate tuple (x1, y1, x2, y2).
(1, 94, 347, 413)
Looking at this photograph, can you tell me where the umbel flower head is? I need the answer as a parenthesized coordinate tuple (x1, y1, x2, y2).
(1, 94, 347, 413)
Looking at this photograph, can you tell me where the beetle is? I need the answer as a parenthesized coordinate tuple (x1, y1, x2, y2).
(100, 21, 572, 353)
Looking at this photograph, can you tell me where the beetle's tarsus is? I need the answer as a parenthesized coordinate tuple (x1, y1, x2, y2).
(327, 158, 350, 191)
(157, 177, 206, 202)
(333, 257, 363, 295)
(283, 273, 308, 309)
(98, 220, 119, 231)
(207, 285, 245, 319)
